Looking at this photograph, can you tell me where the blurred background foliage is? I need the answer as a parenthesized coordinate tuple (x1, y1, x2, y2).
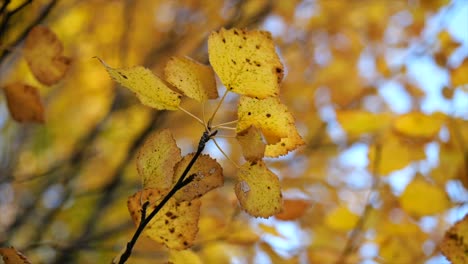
(0, 0, 467, 263)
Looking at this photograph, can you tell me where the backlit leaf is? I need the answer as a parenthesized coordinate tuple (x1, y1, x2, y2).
(127, 188, 201, 250)
(265, 128, 305, 157)
(164, 56, 218, 102)
(168, 249, 203, 264)
(23, 25, 71, 85)
(137, 129, 182, 189)
(3, 83, 44, 123)
(236, 126, 266, 161)
(0, 247, 31, 264)
(173, 154, 223, 202)
(441, 213, 468, 264)
(336, 110, 391, 137)
(324, 205, 359, 231)
(451, 58, 468, 87)
(399, 177, 450, 217)
(275, 199, 310, 220)
(208, 28, 283, 98)
(392, 112, 445, 141)
(97, 58, 181, 110)
(234, 161, 282, 218)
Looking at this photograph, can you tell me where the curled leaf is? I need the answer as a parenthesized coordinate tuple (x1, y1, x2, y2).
(237, 96, 304, 157)
(235, 161, 282, 218)
(3, 83, 44, 123)
(96, 58, 181, 110)
(137, 129, 182, 189)
(24, 25, 71, 85)
(127, 188, 201, 250)
(236, 126, 266, 161)
(208, 28, 283, 98)
(165, 56, 218, 102)
(173, 154, 224, 202)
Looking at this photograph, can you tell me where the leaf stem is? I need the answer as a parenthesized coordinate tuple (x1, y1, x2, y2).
(212, 138, 240, 169)
(178, 106, 205, 126)
(116, 128, 217, 264)
(208, 89, 229, 125)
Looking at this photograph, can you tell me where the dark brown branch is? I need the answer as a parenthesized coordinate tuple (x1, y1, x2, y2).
(117, 129, 217, 264)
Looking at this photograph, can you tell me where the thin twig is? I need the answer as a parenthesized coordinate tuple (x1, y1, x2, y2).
(212, 138, 240, 169)
(117, 128, 217, 264)
(178, 106, 205, 126)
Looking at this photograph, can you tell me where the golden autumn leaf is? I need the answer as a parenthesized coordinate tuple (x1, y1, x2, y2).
(127, 188, 201, 250)
(96, 58, 181, 110)
(441, 214, 468, 264)
(137, 129, 182, 190)
(336, 110, 391, 138)
(224, 220, 260, 245)
(392, 112, 445, 141)
(208, 28, 283, 98)
(164, 56, 218, 102)
(3, 83, 45, 123)
(399, 177, 450, 217)
(324, 205, 359, 231)
(368, 133, 426, 175)
(23, 25, 71, 85)
(173, 154, 223, 202)
(379, 236, 424, 263)
(237, 96, 304, 157)
(234, 161, 283, 218)
(236, 126, 266, 161)
(0, 247, 31, 264)
(275, 199, 310, 220)
(168, 249, 203, 264)
(451, 58, 468, 87)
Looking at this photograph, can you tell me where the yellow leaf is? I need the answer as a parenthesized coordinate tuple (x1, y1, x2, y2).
(3, 83, 44, 123)
(379, 236, 423, 263)
(0, 247, 31, 264)
(168, 249, 203, 264)
(164, 56, 218, 102)
(451, 58, 468, 87)
(96, 58, 181, 110)
(208, 28, 283, 98)
(265, 128, 305, 157)
(23, 25, 71, 85)
(336, 110, 391, 138)
(275, 199, 310, 221)
(234, 161, 283, 218)
(127, 188, 201, 250)
(399, 177, 450, 217)
(368, 133, 426, 175)
(441, 213, 468, 264)
(237, 96, 304, 157)
(224, 220, 260, 244)
(236, 126, 266, 161)
(392, 112, 445, 141)
(173, 154, 223, 202)
(258, 223, 284, 238)
(324, 205, 359, 231)
(137, 129, 182, 190)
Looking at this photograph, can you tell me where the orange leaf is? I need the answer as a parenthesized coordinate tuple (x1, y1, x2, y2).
(0, 247, 31, 264)
(23, 25, 71, 85)
(3, 83, 44, 123)
(441, 213, 468, 264)
(275, 199, 310, 220)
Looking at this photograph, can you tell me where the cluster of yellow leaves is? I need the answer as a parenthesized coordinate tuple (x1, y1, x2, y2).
(126, 129, 223, 250)
(1, 25, 70, 123)
(101, 28, 304, 222)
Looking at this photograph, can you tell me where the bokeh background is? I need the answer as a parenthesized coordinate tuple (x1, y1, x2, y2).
(0, 0, 467, 263)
